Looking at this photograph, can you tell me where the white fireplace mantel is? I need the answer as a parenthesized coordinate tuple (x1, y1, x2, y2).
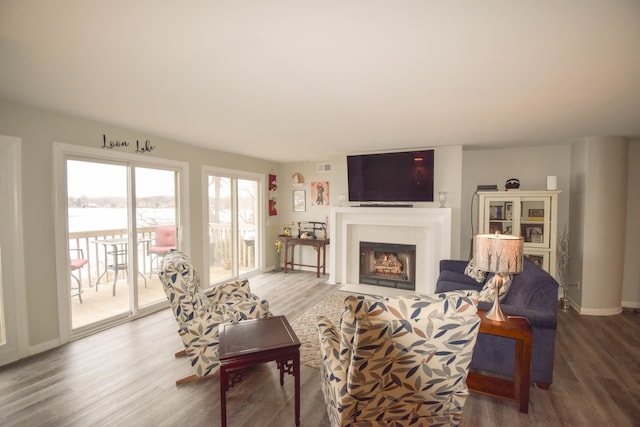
(329, 206, 452, 295)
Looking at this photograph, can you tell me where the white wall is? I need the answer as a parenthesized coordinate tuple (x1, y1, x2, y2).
(2, 93, 638, 357)
(622, 141, 640, 308)
(579, 137, 628, 315)
(277, 146, 464, 269)
(461, 144, 573, 261)
(0, 98, 278, 352)
(569, 143, 587, 307)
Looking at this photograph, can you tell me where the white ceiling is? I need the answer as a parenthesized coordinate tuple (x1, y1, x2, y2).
(1, 1, 639, 162)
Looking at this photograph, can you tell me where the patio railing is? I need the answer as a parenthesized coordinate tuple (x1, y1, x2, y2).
(69, 224, 256, 286)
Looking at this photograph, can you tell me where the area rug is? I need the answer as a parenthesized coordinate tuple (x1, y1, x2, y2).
(290, 290, 354, 370)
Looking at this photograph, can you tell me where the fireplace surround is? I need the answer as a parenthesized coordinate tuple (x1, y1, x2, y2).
(329, 207, 452, 295)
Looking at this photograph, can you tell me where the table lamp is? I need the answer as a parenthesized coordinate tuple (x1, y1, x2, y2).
(474, 233, 524, 321)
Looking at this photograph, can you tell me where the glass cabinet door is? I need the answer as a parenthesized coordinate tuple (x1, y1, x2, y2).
(519, 197, 550, 248)
(477, 190, 559, 278)
(486, 199, 514, 235)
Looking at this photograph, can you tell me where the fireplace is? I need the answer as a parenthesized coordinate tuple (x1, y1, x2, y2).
(359, 241, 416, 290)
(329, 207, 452, 295)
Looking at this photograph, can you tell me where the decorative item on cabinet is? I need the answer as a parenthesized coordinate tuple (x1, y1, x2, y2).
(438, 191, 448, 208)
(505, 178, 520, 190)
(478, 190, 560, 278)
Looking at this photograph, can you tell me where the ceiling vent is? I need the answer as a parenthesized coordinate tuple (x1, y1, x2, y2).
(316, 163, 331, 173)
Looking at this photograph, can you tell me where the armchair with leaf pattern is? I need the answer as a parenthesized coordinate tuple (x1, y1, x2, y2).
(317, 291, 480, 427)
(159, 249, 271, 384)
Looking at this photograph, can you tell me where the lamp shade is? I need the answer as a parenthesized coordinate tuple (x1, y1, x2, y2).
(474, 234, 524, 274)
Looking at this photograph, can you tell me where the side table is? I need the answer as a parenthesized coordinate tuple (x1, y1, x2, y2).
(279, 236, 329, 277)
(219, 315, 301, 427)
(467, 310, 533, 413)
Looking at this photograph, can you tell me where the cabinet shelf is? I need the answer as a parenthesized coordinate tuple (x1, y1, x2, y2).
(479, 190, 560, 278)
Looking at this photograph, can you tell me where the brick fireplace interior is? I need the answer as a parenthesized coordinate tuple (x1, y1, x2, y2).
(359, 241, 416, 290)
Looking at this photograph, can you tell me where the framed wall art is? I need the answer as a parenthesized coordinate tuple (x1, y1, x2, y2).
(293, 190, 306, 212)
(311, 181, 329, 206)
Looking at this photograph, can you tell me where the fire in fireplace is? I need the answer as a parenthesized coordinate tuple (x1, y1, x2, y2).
(359, 241, 416, 290)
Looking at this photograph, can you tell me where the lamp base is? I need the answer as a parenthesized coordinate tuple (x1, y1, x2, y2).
(485, 275, 508, 322)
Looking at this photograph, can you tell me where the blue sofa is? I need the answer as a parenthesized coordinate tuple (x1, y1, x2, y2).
(435, 257, 558, 388)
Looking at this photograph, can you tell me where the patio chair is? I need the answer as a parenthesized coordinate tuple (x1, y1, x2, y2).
(159, 249, 271, 384)
(317, 290, 480, 427)
(148, 225, 176, 278)
(70, 248, 89, 303)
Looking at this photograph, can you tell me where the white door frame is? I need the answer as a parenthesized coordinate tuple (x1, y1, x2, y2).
(0, 135, 28, 366)
(53, 142, 190, 342)
(201, 166, 265, 287)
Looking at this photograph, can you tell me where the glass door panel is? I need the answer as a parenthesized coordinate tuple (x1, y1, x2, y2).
(207, 173, 261, 285)
(520, 197, 549, 247)
(238, 179, 258, 276)
(208, 176, 233, 283)
(67, 160, 130, 329)
(134, 167, 178, 309)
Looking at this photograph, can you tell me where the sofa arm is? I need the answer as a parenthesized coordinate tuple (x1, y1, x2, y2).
(439, 259, 469, 275)
(317, 316, 341, 367)
(317, 316, 356, 425)
(206, 279, 253, 303)
(222, 297, 271, 322)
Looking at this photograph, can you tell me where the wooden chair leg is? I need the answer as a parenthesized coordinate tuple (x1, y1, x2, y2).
(176, 374, 200, 385)
(175, 372, 217, 386)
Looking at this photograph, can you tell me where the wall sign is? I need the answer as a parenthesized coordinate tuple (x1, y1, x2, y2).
(101, 134, 156, 154)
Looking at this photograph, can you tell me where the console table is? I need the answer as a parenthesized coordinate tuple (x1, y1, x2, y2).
(219, 316, 301, 427)
(467, 309, 533, 413)
(279, 236, 329, 277)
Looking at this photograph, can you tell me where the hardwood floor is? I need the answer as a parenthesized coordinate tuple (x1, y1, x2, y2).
(1, 270, 639, 426)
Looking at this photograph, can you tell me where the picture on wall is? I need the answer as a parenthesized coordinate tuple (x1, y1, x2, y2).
(311, 181, 330, 206)
(293, 190, 306, 212)
(268, 174, 277, 216)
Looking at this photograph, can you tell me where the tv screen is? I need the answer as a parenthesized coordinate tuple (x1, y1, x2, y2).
(347, 150, 434, 202)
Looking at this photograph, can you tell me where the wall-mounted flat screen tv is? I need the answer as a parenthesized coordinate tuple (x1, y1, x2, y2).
(347, 150, 434, 202)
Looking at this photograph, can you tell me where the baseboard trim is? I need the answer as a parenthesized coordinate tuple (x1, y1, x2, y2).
(621, 300, 640, 309)
(579, 306, 623, 316)
(28, 338, 61, 357)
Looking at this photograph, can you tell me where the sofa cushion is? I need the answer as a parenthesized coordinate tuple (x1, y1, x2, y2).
(479, 274, 513, 303)
(436, 270, 484, 293)
(464, 258, 487, 283)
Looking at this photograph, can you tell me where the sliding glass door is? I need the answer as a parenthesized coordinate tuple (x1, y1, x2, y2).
(64, 155, 182, 332)
(206, 169, 262, 285)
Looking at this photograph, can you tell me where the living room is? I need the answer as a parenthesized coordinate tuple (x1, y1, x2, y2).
(1, 2, 640, 425)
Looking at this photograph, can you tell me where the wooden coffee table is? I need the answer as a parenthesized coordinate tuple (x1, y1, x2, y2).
(219, 315, 301, 427)
(467, 309, 533, 413)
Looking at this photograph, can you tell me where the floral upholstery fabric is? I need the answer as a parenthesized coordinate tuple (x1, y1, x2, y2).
(478, 274, 513, 303)
(160, 249, 271, 380)
(317, 291, 480, 427)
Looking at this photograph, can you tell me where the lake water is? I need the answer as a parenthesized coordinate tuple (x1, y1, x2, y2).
(68, 208, 176, 232)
